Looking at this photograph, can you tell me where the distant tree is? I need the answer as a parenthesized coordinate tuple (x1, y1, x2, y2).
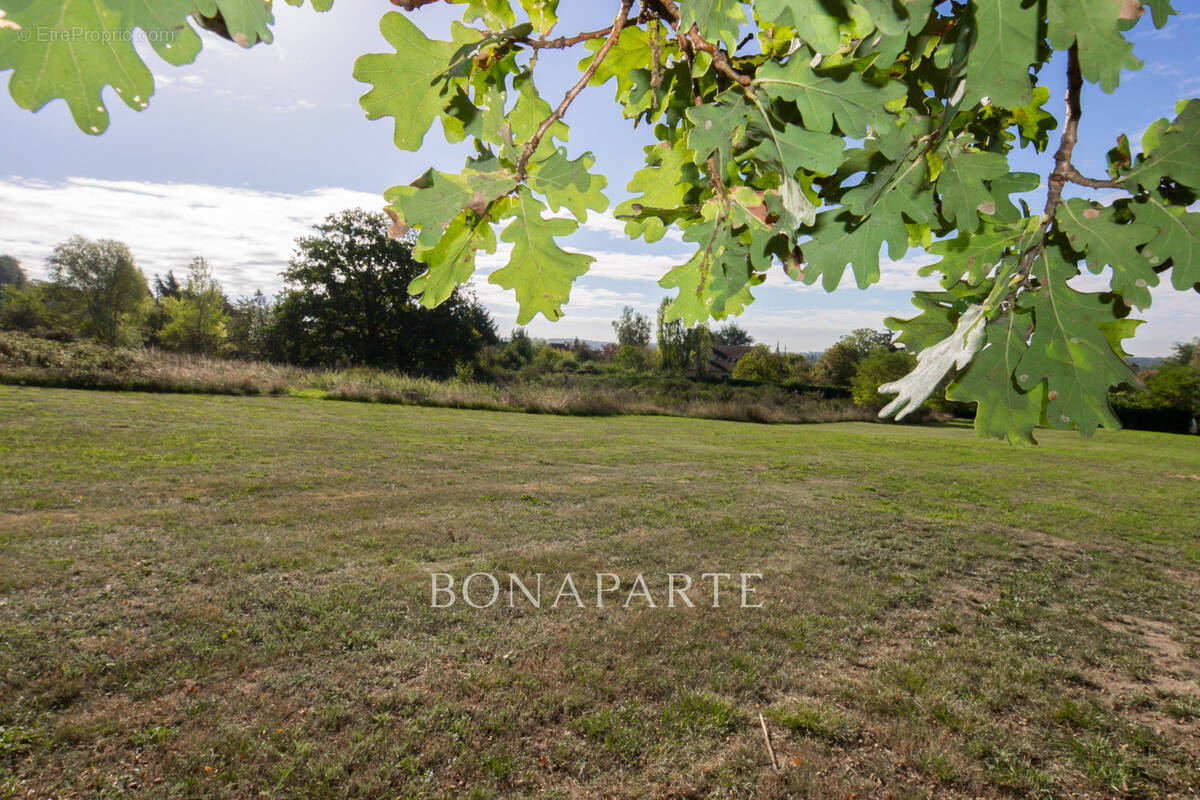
(713, 322, 754, 347)
(1143, 364, 1200, 412)
(611, 305, 651, 348)
(814, 328, 895, 386)
(158, 258, 230, 354)
(47, 237, 149, 344)
(502, 327, 535, 369)
(228, 291, 274, 359)
(0, 282, 60, 331)
(1168, 338, 1200, 368)
(851, 349, 920, 413)
(684, 323, 712, 375)
(732, 344, 786, 383)
(268, 209, 497, 373)
(656, 297, 688, 373)
(0, 256, 25, 289)
(154, 271, 182, 300)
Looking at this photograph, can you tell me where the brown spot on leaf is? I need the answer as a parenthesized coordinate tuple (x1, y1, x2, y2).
(1117, 0, 1144, 21)
(1048, 390, 1059, 402)
(383, 208, 410, 240)
(466, 191, 493, 216)
(976, 201, 996, 215)
(1082, 207, 1101, 219)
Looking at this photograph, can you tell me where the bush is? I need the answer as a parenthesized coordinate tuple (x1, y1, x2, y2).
(732, 345, 786, 383)
(851, 349, 920, 416)
(1111, 363, 1199, 434)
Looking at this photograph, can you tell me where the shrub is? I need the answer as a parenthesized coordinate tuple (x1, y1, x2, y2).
(732, 345, 786, 383)
(851, 349, 919, 415)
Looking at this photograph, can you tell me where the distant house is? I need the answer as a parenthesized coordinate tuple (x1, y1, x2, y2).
(699, 344, 755, 377)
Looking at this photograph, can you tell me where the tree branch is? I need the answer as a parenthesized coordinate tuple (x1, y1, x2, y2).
(515, 0, 633, 180)
(1064, 166, 1125, 190)
(1042, 44, 1082, 219)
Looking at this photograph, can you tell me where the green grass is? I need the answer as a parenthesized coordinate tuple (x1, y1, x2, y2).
(0, 386, 1198, 798)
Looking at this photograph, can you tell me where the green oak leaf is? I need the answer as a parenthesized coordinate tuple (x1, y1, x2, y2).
(935, 144, 1012, 232)
(1122, 99, 1200, 192)
(685, 91, 752, 168)
(752, 0, 845, 54)
(0, 0, 155, 134)
(885, 292, 959, 353)
(679, 0, 746, 51)
(385, 167, 516, 249)
(507, 71, 569, 159)
(965, 0, 1039, 108)
(410, 209, 500, 308)
(451, 0, 516, 30)
(987, 171, 1039, 222)
(108, 0, 202, 66)
(920, 224, 1022, 288)
(1009, 86, 1058, 151)
(842, 151, 934, 225)
(615, 141, 701, 243)
(661, 209, 760, 323)
(1057, 198, 1158, 309)
(800, 208, 909, 290)
(1134, 196, 1200, 292)
(747, 103, 845, 175)
(756, 59, 905, 137)
(581, 23, 666, 102)
(947, 310, 1047, 444)
(194, 0, 274, 47)
(490, 189, 594, 323)
(526, 148, 609, 221)
(1014, 248, 1137, 435)
(1046, 0, 1141, 93)
(856, 0, 907, 37)
(355, 14, 480, 151)
(518, 0, 557, 35)
(1142, 0, 1176, 29)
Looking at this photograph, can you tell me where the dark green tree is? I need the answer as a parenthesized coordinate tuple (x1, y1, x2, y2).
(0, 256, 25, 289)
(502, 327, 535, 369)
(268, 209, 496, 374)
(713, 322, 754, 347)
(851, 349, 920, 413)
(814, 328, 895, 386)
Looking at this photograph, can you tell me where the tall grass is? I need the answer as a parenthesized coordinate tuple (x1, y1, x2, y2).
(0, 330, 874, 424)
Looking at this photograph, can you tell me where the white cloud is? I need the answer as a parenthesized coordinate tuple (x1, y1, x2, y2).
(0, 176, 381, 297)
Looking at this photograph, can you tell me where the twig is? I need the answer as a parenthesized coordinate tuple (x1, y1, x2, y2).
(758, 713, 781, 773)
(523, 14, 645, 50)
(514, 0, 634, 180)
(1064, 166, 1125, 190)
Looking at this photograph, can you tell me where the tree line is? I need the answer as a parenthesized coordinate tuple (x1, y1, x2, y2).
(0, 210, 497, 376)
(2, 208, 1195, 431)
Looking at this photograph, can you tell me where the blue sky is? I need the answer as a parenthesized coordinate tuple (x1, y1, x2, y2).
(0, 4, 1197, 354)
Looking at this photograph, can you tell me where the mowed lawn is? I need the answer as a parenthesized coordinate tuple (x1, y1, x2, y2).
(0, 387, 1198, 800)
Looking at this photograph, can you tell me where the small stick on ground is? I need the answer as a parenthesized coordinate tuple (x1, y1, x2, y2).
(758, 712, 781, 772)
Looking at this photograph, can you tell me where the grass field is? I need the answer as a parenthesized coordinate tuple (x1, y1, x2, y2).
(0, 386, 1198, 799)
